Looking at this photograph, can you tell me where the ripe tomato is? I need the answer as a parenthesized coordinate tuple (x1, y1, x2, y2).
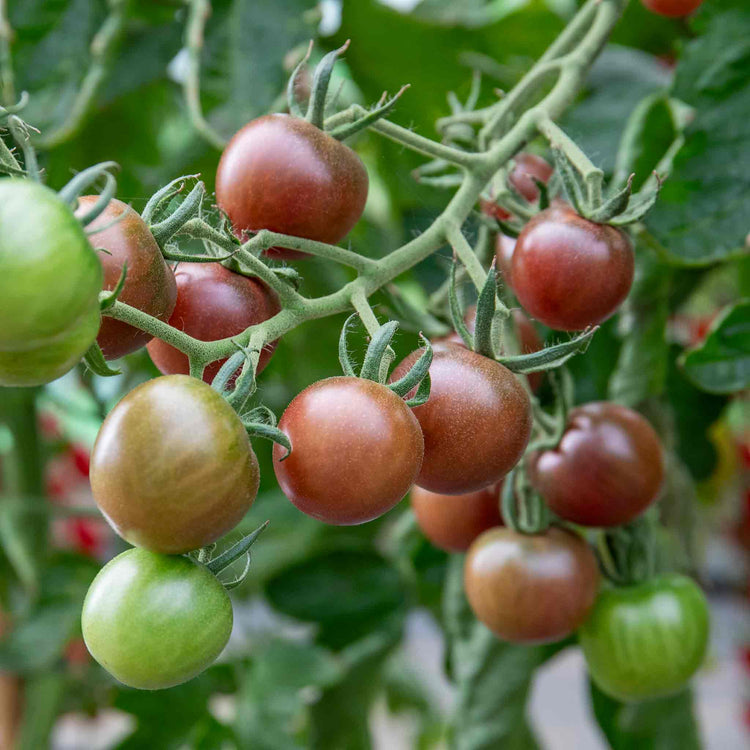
(579, 575, 709, 701)
(508, 152, 553, 203)
(411, 482, 502, 553)
(273, 377, 424, 525)
(146, 262, 280, 383)
(76, 196, 176, 360)
(464, 526, 599, 643)
(0, 180, 102, 386)
(392, 343, 531, 494)
(216, 114, 369, 260)
(511, 205, 634, 331)
(90, 375, 258, 553)
(529, 402, 664, 527)
(641, 0, 704, 18)
(82, 548, 232, 689)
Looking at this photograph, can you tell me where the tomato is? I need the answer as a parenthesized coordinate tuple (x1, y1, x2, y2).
(0, 180, 102, 386)
(90, 374, 258, 553)
(216, 114, 369, 260)
(495, 234, 516, 284)
(391, 343, 531, 494)
(273, 376, 423, 525)
(146, 262, 280, 383)
(641, 0, 704, 18)
(579, 575, 709, 701)
(511, 205, 634, 331)
(479, 199, 512, 223)
(411, 482, 502, 553)
(76, 196, 176, 360)
(508, 152, 553, 203)
(529, 402, 664, 527)
(464, 526, 599, 643)
(82, 548, 232, 690)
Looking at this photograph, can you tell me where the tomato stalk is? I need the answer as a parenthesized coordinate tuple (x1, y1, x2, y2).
(500, 467, 550, 535)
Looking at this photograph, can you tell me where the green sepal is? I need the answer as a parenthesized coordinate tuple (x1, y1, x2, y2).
(287, 41, 313, 117)
(149, 181, 205, 247)
(142, 174, 199, 224)
(58, 161, 119, 207)
(306, 40, 349, 129)
(449, 262, 474, 349)
(243, 421, 291, 458)
(473, 262, 498, 358)
(533, 177, 549, 210)
(493, 218, 521, 239)
(99, 261, 128, 311)
(405, 371, 431, 408)
(389, 334, 433, 398)
(497, 327, 596, 373)
(210, 346, 247, 394)
(162, 246, 238, 263)
(226, 351, 259, 412)
(551, 148, 585, 214)
(75, 173, 117, 228)
(83, 341, 120, 377)
(360, 321, 398, 382)
(221, 554, 252, 590)
(609, 179, 662, 226)
(243, 404, 278, 426)
(587, 175, 634, 224)
(329, 85, 410, 142)
(205, 521, 269, 577)
(338, 314, 359, 376)
(268, 266, 303, 290)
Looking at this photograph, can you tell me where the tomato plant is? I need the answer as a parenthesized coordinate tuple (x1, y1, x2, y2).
(0, 180, 102, 386)
(82, 548, 232, 690)
(216, 114, 369, 259)
(392, 343, 531, 494)
(273, 376, 424, 524)
(529, 402, 664, 527)
(90, 374, 259, 553)
(511, 205, 634, 331)
(579, 575, 710, 701)
(464, 526, 600, 643)
(146, 262, 281, 382)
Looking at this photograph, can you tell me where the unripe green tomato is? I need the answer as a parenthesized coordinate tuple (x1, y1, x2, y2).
(82, 548, 233, 690)
(0, 180, 102, 386)
(579, 575, 709, 702)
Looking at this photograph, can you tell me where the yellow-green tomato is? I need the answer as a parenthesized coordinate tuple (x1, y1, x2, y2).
(0, 180, 102, 386)
(579, 575, 709, 702)
(82, 548, 233, 690)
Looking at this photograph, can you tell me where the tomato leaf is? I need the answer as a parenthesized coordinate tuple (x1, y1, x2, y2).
(680, 299, 750, 394)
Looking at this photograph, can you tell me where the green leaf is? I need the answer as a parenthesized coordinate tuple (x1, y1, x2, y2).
(680, 300, 750, 394)
(17, 671, 67, 750)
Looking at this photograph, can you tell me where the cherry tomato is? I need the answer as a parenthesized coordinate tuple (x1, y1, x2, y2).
(508, 152, 553, 203)
(411, 482, 502, 553)
(641, 0, 704, 18)
(76, 196, 176, 360)
(82, 548, 232, 690)
(495, 234, 516, 284)
(90, 374, 258, 553)
(216, 114, 369, 260)
(511, 205, 634, 331)
(273, 377, 424, 525)
(479, 199, 512, 223)
(0, 180, 102, 386)
(392, 343, 531, 494)
(529, 402, 664, 527)
(579, 575, 709, 701)
(464, 526, 599, 643)
(146, 262, 280, 383)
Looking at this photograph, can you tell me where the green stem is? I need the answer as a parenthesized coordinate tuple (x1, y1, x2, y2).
(0, 0, 15, 106)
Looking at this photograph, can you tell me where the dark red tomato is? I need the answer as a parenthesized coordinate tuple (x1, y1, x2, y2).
(529, 402, 664, 527)
(273, 377, 424, 525)
(511, 205, 634, 331)
(411, 482, 502, 553)
(495, 234, 516, 284)
(90, 375, 259, 553)
(216, 114, 369, 260)
(146, 262, 280, 383)
(464, 526, 599, 643)
(76, 196, 177, 360)
(440, 307, 544, 392)
(479, 198, 512, 223)
(508, 152, 553, 203)
(392, 343, 531, 495)
(641, 0, 704, 18)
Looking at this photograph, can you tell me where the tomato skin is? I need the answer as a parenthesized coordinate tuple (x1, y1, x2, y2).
(273, 377, 424, 525)
(509, 152, 553, 203)
(146, 262, 280, 383)
(495, 234, 516, 285)
(511, 206, 634, 331)
(76, 196, 176, 360)
(411, 482, 502, 553)
(0, 180, 102, 386)
(529, 402, 664, 527)
(641, 0, 704, 18)
(465, 527, 599, 643)
(82, 548, 232, 690)
(579, 575, 709, 702)
(392, 343, 531, 494)
(90, 375, 258, 553)
(216, 114, 369, 260)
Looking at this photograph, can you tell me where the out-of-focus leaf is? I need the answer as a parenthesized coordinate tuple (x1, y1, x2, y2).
(680, 300, 750, 394)
(17, 671, 66, 750)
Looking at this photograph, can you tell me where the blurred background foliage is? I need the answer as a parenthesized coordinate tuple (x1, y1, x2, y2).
(0, 0, 747, 748)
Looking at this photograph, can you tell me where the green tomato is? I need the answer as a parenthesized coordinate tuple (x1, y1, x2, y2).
(82, 548, 233, 690)
(579, 575, 709, 702)
(0, 179, 102, 386)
